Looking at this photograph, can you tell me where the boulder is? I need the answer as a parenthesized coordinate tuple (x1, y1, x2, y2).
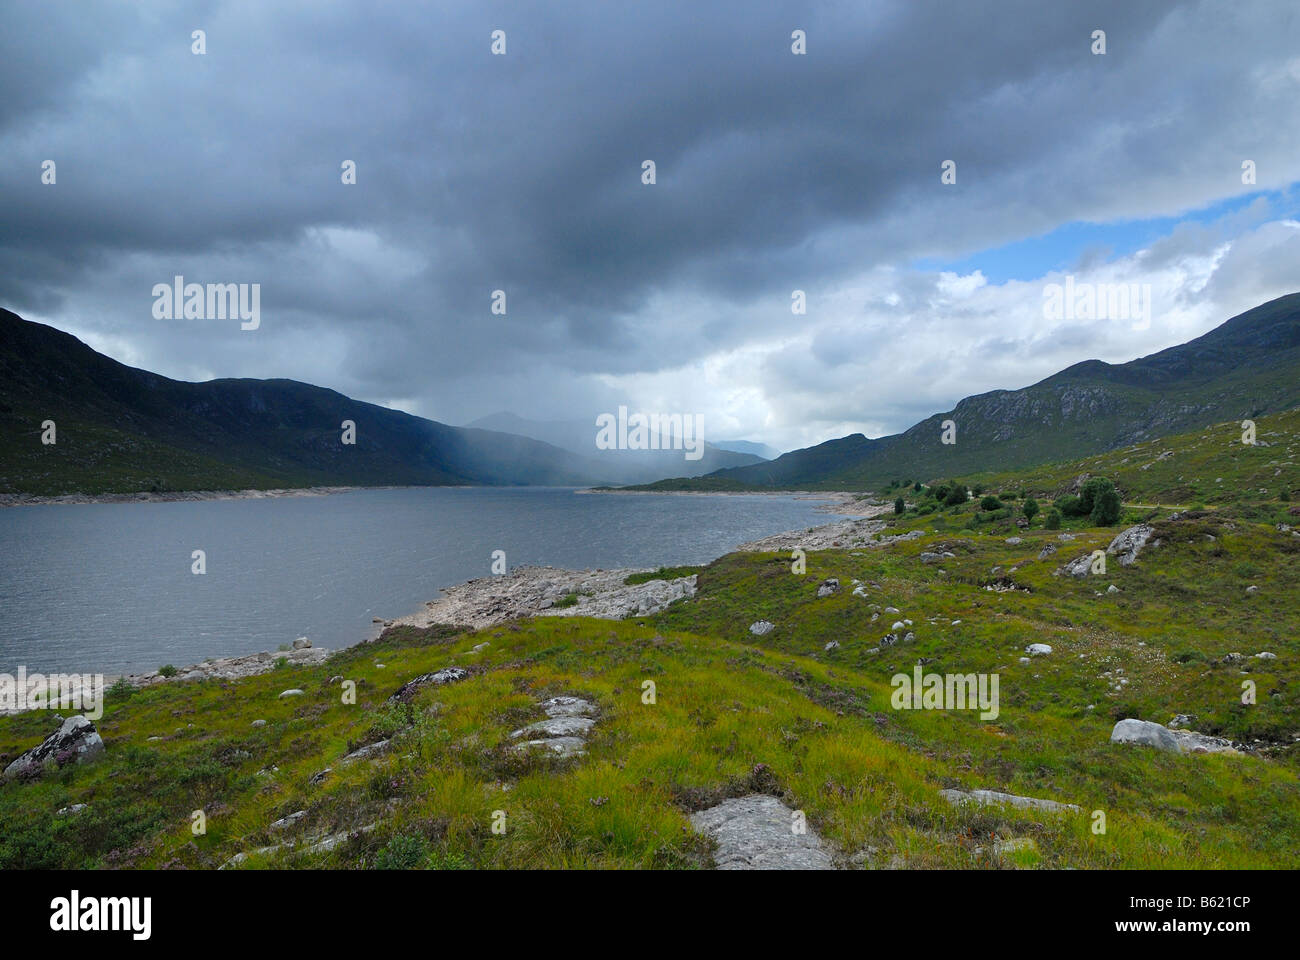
(278, 689, 305, 699)
(3, 716, 105, 780)
(1025, 643, 1052, 655)
(749, 621, 775, 636)
(816, 578, 840, 598)
(1106, 524, 1154, 566)
(387, 667, 469, 704)
(292, 636, 312, 650)
(1110, 718, 1181, 753)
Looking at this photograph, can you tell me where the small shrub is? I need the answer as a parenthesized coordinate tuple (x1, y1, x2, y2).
(945, 486, 968, 507)
(1023, 497, 1040, 522)
(373, 834, 428, 870)
(894, 497, 905, 515)
(980, 495, 1002, 511)
(551, 593, 579, 609)
(1044, 509, 1062, 530)
(158, 665, 178, 678)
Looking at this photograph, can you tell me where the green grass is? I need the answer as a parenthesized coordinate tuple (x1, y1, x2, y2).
(623, 565, 703, 586)
(1, 413, 1297, 869)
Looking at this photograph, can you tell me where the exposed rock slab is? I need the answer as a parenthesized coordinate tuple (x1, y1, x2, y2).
(940, 788, 1081, 814)
(690, 794, 834, 869)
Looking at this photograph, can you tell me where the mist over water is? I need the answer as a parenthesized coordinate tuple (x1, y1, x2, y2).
(0, 487, 834, 675)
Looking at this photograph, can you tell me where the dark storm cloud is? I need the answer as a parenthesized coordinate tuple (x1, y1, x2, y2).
(1, 0, 1298, 446)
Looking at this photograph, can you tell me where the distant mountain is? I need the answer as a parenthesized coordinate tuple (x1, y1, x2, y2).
(0, 309, 613, 495)
(636, 293, 1300, 491)
(463, 412, 762, 484)
(711, 439, 781, 460)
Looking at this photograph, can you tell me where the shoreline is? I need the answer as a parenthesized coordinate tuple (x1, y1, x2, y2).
(29, 491, 891, 693)
(0, 486, 365, 508)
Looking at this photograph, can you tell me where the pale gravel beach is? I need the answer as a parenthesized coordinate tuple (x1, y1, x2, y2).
(0, 486, 363, 508)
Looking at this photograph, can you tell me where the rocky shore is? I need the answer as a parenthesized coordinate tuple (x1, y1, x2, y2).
(0, 486, 359, 508)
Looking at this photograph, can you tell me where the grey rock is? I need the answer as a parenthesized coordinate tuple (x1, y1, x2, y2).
(251, 719, 267, 727)
(1025, 643, 1052, 655)
(3, 716, 105, 780)
(292, 636, 312, 650)
(538, 696, 597, 718)
(816, 578, 840, 597)
(1107, 584, 1120, 594)
(510, 717, 596, 739)
(1255, 651, 1277, 660)
(690, 794, 834, 870)
(513, 736, 586, 758)
(939, 788, 1081, 814)
(1038, 543, 1058, 560)
(749, 620, 775, 636)
(824, 641, 840, 651)
(278, 689, 305, 699)
(1106, 524, 1154, 566)
(270, 810, 307, 831)
(1060, 554, 1094, 577)
(339, 739, 391, 765)
(1110, 718, 1181, 753)
(387, 667, 469, 703)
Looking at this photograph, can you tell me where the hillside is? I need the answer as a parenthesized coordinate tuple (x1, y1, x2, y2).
(0, 309, 609, 494)
(636, 293, 1300, 491)
(1, 410, 1296, 869)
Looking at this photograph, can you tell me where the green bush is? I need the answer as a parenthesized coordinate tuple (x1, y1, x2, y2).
(1045, 508, 1062, 530)
(944, 485, 968, 507)
(1056, 494, 1086, 517)
(894, 497, 905, 515)
(1079, 477, 1116, 514)
(1091, 488, 1122, 525)
(158, 665, 178, 678)
(980, 495, 1002, 511)
(373, 834, 428, 870)
(1023, 497, 1040, 522)
(913, 481, 922, 492)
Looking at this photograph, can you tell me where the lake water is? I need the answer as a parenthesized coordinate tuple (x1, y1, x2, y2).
(0, 487, 835, 675)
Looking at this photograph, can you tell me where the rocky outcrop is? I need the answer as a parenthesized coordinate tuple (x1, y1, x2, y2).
(3, 716, 105, 780)
(1107, 524, 1154, 566)
(511, 696, 600, 758)
(392, 566, 697, 631)
(690, 794, 834, 869)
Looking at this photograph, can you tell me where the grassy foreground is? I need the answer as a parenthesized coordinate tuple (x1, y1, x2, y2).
(0, 414, 1297, 869)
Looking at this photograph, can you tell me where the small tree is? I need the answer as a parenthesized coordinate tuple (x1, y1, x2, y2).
(1044, 508, 1062, 530)
(1079, 476, 1116, 514)
(1023, 497, 1040, 523)
(980, 495, 1002, 511)
(1091, 488, 1122, 526)
(945, 485, 968, 507)
(913, 481, 922, 492)
(894, 496, 905, 515)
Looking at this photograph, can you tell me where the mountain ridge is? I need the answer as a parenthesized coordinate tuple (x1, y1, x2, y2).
(634, 293, 1300, 490)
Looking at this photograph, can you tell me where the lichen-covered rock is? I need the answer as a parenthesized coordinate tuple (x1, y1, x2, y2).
(3, 716, 105, 780)
(816, 578, 840, 597)
(1107, 524, 1154, 566)
(690, 794, 834, 870)
(749, 620, 775, 636)
(387, 667, 468, 704)
(510, 717, 596, 739)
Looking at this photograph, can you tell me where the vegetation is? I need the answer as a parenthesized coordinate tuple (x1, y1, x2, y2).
(0, 411, 1297, 870)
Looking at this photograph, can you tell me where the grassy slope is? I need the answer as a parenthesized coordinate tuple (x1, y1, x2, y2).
(0, 413, 1297, 869)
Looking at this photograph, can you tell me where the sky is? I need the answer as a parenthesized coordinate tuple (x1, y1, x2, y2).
(3, 0, 1299, 454)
